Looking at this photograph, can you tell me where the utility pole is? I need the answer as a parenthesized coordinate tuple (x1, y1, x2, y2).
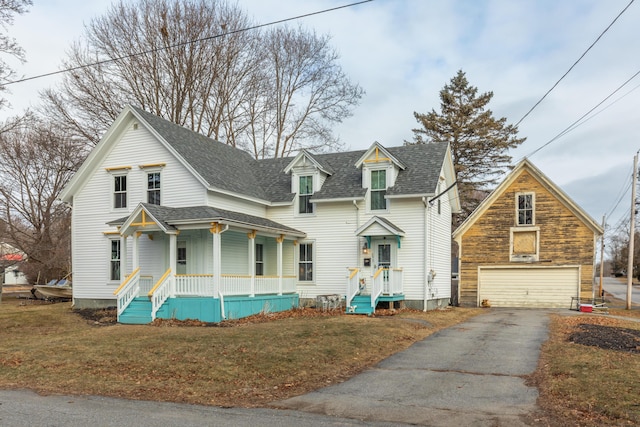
(598, 214, 605, 300)
(627, 153, 638, 310)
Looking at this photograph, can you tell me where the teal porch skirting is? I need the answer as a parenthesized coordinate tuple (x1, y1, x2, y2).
(157, 294, 299, 323)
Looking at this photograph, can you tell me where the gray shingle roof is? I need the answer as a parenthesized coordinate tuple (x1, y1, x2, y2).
(110, 203, 305, 236)
(131, 106, 448, 203)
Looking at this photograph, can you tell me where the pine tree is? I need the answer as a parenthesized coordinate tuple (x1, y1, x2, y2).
(411, 70, 526, 223)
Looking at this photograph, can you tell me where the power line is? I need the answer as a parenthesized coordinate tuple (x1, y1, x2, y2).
(523, 67, 640, 159)
(514, 0, 635, 127)
(1, 0, 374, 87)
(607, 166, 633, 219)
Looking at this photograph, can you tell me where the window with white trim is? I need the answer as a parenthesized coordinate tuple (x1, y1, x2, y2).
(370, 169, 387, 210)
(109, 239, 121, 281)
(147, 172, 161, 205)
(298, 243, 313, 282)
(299, 175, 314, 214)
(255, 243, 264, 276)
(113, 175, 127, 209)
(517, 193, 534, 225)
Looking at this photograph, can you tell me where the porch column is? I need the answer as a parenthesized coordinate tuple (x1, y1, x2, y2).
(248, 230, 256, 297)
(210, 223, 222, 297)
(293, 240, 298, 282)
(276, 235, 284, 295)
(132, 231, 140, 270)
(169, 232, 177, 297)
(120, 234, 128, 279)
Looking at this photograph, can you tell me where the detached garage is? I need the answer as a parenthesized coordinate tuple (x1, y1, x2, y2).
(478, 266, 579, 308)
(454, 159, 603, 308)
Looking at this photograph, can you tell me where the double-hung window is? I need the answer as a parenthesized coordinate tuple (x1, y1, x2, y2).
(147, 172, 161, 205)
(255, 243, 264, 276)
(114, 175, 127, 209)
(517, 193, 534, 225)
(298, 243, 313, 282)
(110, 239, 121, 281)
(299, 176, 314, 214)
(370, 169, 387, 210)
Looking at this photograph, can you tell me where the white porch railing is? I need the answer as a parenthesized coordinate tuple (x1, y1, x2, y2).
(388, 268, 403, 295)
(371, 267, 384, 308)
(114, 267, 140, 317)
(221, 274, 297, 296)
(346, 268, 360, 309)
(175, 274, 214, 297)
(149, 268, 172, 321)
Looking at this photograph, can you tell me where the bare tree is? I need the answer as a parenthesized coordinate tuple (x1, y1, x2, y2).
(0, 115, 86, 283)
(246, 26, 363, 158)
(0, 0, 31, 109)
(40, 0, 362, 157)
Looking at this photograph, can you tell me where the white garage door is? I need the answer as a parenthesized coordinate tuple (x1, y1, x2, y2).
(478, 267, 580, 308)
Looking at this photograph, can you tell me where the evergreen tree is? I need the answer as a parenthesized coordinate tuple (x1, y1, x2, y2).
(411, 70, 526, 223)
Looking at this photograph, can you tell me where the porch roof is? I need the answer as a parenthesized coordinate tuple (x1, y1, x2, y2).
(109, 203, 306, 238)
(355, 216, 405, 237)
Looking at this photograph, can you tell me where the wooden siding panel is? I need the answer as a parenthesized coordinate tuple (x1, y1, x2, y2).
(459, 170, 597, 307)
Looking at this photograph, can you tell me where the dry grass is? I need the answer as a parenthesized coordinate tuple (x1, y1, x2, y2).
(532, 314, 640, 426)
(0, 297, 481, 407)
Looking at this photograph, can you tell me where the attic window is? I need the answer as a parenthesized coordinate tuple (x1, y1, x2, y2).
(133, 123, 139, 130)
(517, 193, 534, 226)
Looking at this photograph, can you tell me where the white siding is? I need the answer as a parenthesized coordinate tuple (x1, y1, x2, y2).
(267, 192, 452, 302)
(71, 121, 206, 300)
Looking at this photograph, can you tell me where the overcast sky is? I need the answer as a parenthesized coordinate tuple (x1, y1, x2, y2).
(4, 0, 639, 234)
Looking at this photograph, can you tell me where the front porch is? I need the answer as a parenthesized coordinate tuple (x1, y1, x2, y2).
(345, 266, 405, 315)
(111, 203, 305, 324)
(116, 270, 300, 324)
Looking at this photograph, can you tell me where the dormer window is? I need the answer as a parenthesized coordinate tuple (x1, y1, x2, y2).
(299, 176, 314, 214)
(370, 169, 387, 210)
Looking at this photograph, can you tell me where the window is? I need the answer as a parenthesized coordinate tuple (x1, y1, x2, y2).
(110, 240, 121, 281)
(255, 243, 264, 276)
(299, 176, 314, 214)
(298, 243, 313, 281)
(517, 193, 534, 225)
(147, 172, 161, 205)
(370, 169, 387, 210)
(114, 175, 127, 209)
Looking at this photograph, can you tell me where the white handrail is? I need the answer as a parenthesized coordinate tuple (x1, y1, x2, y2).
(346, 268, 359, 309)
(114, 267, 140, 317)
(371, 268, 385, 309)
(149, 269, 172, 321)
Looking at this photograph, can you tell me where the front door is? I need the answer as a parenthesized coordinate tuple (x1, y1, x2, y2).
(375, 242, 392, 293)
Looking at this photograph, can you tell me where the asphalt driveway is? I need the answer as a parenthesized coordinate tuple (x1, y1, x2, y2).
(0, 309, 551, 426)
(274, 308, 549, 426)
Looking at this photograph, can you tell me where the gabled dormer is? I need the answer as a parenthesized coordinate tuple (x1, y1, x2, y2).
(355, 142, 406, 213)
(283, 149, 334, 215)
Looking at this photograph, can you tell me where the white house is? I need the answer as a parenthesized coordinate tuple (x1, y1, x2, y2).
(1, 243, 28, 286)
(60, 106, 460, 324)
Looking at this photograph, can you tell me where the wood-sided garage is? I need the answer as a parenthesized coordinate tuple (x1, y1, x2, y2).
(478, 266, 580, 308)
(453, 159, 603, 308)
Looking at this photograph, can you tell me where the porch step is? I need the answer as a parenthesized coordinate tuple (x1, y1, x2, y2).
(346, 295, 375, 315)
(119, 297, 153, 324)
